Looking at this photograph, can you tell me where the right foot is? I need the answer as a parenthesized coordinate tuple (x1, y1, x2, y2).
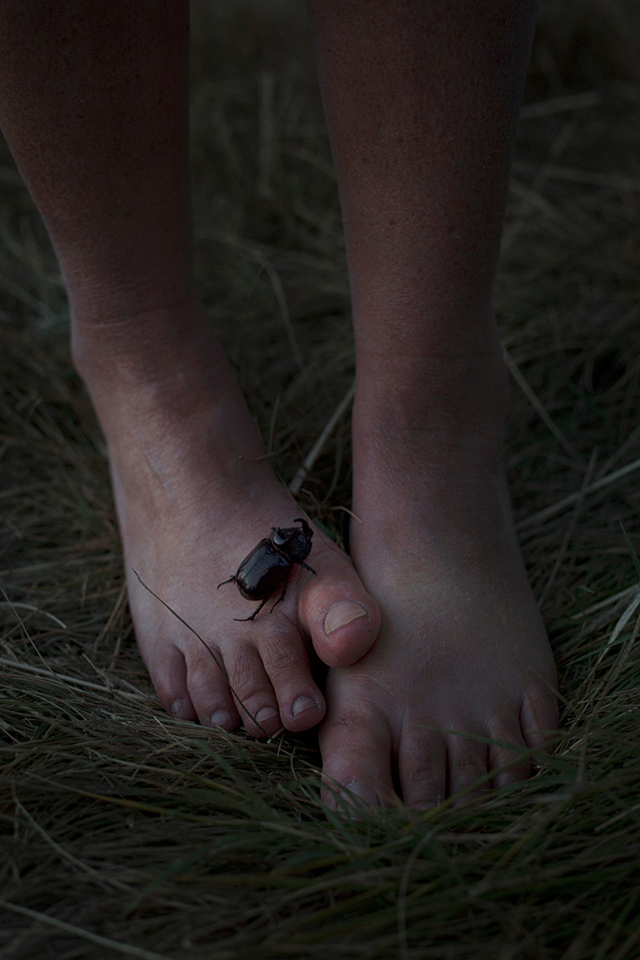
(74, 299, 381, 736)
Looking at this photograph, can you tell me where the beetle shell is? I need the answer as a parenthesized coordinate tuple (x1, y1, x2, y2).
(218, 518, 316, 621)
(234, 539, 292, 601)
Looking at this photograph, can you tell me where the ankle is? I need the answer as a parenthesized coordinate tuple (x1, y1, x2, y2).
(72, 296, 207, 380)
(72, 297, 269, 477)
(353, 348, 509, 463)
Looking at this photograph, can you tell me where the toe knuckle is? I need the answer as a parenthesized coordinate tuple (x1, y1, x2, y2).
(403, 746, 438, 782)
(230, 648, 256, 684)
(259, 624, 299, 660)
(230, 651, 269, 701)
(454, 755, 487, 785)
(189, 652, 224, 687)
(264, 644, 301, 678)
(462, 756, 486, 776)
(329, 709, 369, 734)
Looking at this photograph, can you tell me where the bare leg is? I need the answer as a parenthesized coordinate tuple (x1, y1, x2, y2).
(0, 1, 381, 736)
(307, 0, 558, 806)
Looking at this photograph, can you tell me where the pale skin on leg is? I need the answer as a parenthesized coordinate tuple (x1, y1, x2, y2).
(0, 0, 558, 805)
(0, 0, 381, 738)
(307, 0, 558, 807)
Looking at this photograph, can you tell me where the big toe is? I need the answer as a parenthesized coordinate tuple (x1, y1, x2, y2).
(298, 544, 380, 668)
(319, 679, 395, 813)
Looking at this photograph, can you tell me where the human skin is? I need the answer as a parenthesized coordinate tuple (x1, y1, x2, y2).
(0, 0, 557, 807)
(305, 0, 558, 806)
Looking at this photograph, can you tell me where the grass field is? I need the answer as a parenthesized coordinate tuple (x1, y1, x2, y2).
(2, 1, 640, 956)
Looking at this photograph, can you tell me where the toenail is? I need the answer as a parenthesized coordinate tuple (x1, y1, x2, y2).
(256, 706, 278, 724)
(324, 601, 367, 636)
(292, 695, 317, 717)
(170, 698, 189, 719)
(343, 782, 380, 806)
(210, 709, 232, 728)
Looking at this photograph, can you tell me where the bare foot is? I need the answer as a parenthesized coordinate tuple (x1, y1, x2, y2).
(75, 300, 380, 736)
(320, 357, 559, 809)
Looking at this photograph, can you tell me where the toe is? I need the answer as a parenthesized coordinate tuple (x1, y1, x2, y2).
(487, 720, 531, 789)
(255, 617, 325, 732)
(319, 678, 395, 812)
(447, 729, 489, 803)
(183, 642, 240, 731)
(521, 682, 559, 750)
(398, 726, 447, 808)
(145, 642, 198, 722)
(298, 542, 381, 668)
(223, 640, 282, 737)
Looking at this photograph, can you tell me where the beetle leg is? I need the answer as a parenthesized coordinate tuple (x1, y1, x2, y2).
(233, 596, 270, 622)
(298, 561, 317, 575)
(217, 575, 237, 589)
(269, 581, 288, 614)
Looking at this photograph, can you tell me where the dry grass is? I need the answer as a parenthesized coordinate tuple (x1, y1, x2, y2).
(2, 0, 640, 956)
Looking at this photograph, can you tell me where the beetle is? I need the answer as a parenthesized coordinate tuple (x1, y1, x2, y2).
(217, 518, 317, 621)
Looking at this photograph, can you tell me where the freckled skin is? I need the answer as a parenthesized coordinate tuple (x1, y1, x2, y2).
(0, 0, 557, 805)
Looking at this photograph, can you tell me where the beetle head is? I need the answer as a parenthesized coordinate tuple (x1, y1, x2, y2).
(293, 518, 313, 540)
(272, 525, 300, 546)
(272, 518, 312, 545)
(271, 517, 313, 549)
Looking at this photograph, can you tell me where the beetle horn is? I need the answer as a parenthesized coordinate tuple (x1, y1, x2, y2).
(294, 517, 313, 538)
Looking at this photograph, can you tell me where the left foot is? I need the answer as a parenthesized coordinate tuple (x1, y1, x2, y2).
(73, 300, 382, 738)
(320, 355, 559, 809)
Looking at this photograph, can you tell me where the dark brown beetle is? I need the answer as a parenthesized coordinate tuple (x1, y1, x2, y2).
(217, 518, 316, 621)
